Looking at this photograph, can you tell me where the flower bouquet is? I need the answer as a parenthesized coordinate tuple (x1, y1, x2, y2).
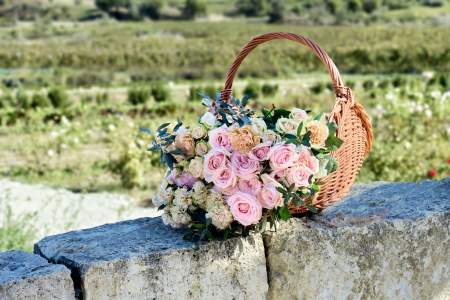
(149, 93, 343, 240)
(147, 32, 372, 241)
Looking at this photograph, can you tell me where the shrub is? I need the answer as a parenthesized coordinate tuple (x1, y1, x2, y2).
(47, 87, 69, 108)
(267, 0, 285, 23)
(310, 82, 325, 94)
(109, 143, 144, 189)
(347, 0, 363, 12)
(139, 0, 164, 20)
(243, 82, 261, 98)
(261, 83, 279, 96)
(16, 90, 31, 110)
(235, 0, 268, 17)
(362, 79, 375, 90)
(128, 86, 150, 105)
(151, 82, 170, 102)
(31, 92, 51, 109)
(182, 0, 207, 20)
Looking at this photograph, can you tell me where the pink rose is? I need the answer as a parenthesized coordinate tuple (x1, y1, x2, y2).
(249, 142, 272, 161)
(286, 165, 312, 188)
(231, 152, 260, 179)
(297, 147, 319, 174)
(169, 170, 196, 189)
(269, 143, 297, 172)
(212, 164, 237, 191)
(257, 185, 283, 209)
(208, 125, 231, 150)
(238, 176, 263, 196)
(204, 149, 229, 182)
(227, 192, 262, 226)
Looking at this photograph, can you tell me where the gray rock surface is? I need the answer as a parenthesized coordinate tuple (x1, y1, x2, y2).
(0, 250, 74, 300)
(35, 217, 268, 300)
(264, 179, 450, 300)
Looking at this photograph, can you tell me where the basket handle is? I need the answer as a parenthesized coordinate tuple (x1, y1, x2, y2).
(220, 32, 350, 102)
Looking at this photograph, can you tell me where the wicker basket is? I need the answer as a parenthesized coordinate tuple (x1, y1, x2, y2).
(218, 32, 373, 214)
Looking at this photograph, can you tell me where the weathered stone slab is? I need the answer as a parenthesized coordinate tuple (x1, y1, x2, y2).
(0, 250, 74, 300)
(264, 178, 450, 300)
(35, 217, 268, 300)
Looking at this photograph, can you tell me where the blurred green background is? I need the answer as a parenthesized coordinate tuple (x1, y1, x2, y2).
(0, 0, 449, 250)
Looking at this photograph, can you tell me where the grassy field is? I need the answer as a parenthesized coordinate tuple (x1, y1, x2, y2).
(0, 13, 449, 251)
(0, 20, 448, 198)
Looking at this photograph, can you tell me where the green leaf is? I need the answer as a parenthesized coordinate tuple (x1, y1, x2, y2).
(300, 131, 311, 147)
(278, 206, 291, 221)
(157, 122, 170, 131)
(313, 113, 324, 121)
(325, 135, 344, 151)
(296, 122, 304, 138)
(311, 183, 321, 192)
(325, 156, 338, 173)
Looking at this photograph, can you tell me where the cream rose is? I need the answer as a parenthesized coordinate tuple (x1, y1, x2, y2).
(188, 157, 203, 178)
(195, 141, 209, 156)
(275, 118, 299, 135)
(262, 130, 281, 143)
(290, 108, 308, 122)
(191, 125, 207, 139)
(200, 111, 216, 128)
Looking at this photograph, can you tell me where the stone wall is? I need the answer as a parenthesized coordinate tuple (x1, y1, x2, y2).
(1, 178, 449, 300)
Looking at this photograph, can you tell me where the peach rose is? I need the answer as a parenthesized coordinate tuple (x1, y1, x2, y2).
(175, 131, 195, 158)
(269, 143, 297, 172)
(231, 152, 260, 179)
(238, 176, 263, 196)
(203, 149, 229, 182)
(286, 165, 312, 188)
(257, 185, 283, 209)
(229, 125, 260, 153)
(227, 192, 262, 226)
(306, 120, 329, 148)
(297, 147, 319, 174)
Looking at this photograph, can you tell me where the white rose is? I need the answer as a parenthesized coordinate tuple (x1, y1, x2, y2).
(276, 118, 299, 135)
(191, 125, 207, 139)
(188, 157, 203, 178)
(262, 130, 281, 143)
(200, 112, 216, 128)
(290, 108, 308, 122)
(251, 117, 267, 134)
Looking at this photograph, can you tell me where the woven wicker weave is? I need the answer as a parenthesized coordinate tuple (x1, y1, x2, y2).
(219, 32, 373, 214)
